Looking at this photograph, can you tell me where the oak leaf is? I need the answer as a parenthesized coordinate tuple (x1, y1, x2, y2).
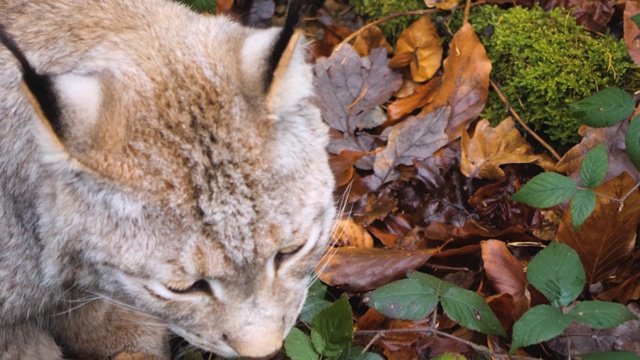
(389, 16, 443, 82)
(420, 23, 491, 140)
(557, 172, 640, 284)
(461, 118, 538, 179)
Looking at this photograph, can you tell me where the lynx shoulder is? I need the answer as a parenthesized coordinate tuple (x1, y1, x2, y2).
(0, 0, 335, 358)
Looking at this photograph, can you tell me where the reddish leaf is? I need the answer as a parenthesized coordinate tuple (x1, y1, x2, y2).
(625, 0, 640, 66)
(420, 23, 491, 140)
(329, 150, 367, 187)
(387, 76, 440, 122)
(352, 25, 393, 57)
(316, 247, 434, 292)
(557, 172, 640, 284)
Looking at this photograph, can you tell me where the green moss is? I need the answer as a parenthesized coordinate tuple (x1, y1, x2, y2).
(454, 5, 639, 147)
(348, 0, 425, 41)
(175, 0, 216, 13)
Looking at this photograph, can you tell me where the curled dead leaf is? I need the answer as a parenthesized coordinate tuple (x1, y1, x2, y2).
(461, 118, 538, 179)
(352, 25, 393, 57)
(424, 0, 460, 10)
(389, 16, 443, 82)
(332, 219, 374, 248)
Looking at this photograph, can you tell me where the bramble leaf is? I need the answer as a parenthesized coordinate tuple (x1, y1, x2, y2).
(570, 190, 597, 230)
(570, 87, 635, 128)
(527, 242, 586, 307)
(440, 287, 507, 337)
(285, 328, 320, 360)
(510, 172, 577, 208)
(569, 301, 637, 329)
(580, 143, 608, 188)
(625, 115, 640, 172)
(580, 351, 640, 360)
(510, 305, 571, 355)
(310, 296, 353, 357)
(367, 278, 438, 320)
(409, 272, 455, 297)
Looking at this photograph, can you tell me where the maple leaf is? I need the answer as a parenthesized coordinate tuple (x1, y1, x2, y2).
(557, 172, 640, 284)
(374, 106, 450, 183)
(420, 23, 492, 140)
(461, 118, 538, 179)
(624, 0, 640, 66)
(389, 16, 443, 82)
(314, 44, 402, 155)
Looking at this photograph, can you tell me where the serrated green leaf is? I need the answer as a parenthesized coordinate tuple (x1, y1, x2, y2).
(571, 190, 597, 230)
(431, 354, 467, 360)
(367, 278, 438, 320)
(510, 305, 571, 355)
(300, 280, 332, 323)
(580, 351, 640, 360)
(310, 296, 353, 357)
(527, 242, 586, 307)
(409, 271, 455, 297)
(285, 328, 320, 360)
(569, 301, 638, 329)
(632, 14, 640, 28)
(625, 115, 640, 172)
(580, 143, 608, 188)
(339, 347, 385, 360)
(509, 172, 577, 208)
(440, 287, 507, 337)
(570, 87, 635, 127)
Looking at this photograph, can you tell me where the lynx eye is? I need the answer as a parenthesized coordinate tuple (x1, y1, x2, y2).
(166, 279, 211, 295)
(275, 244, 304, 265)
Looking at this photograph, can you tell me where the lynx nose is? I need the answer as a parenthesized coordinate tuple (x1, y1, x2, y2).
(228, 327, 284, 358)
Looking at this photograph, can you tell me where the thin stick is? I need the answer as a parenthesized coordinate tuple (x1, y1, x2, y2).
(489, 77, 562, 161)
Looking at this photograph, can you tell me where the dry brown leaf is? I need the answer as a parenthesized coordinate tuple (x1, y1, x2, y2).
(557, 172, 640, 284)
(329, 150, 367, 188)
(555, 125, 606, 175)
(420, 23, 491, 140)
(353, 25, 393, 57)
(389, 16, 443, 82)
(316, 247, 434, 292)
(332, 219, 374, 248)
(625, 1, 640, 66)
(387, 76, 441, 122)
(461, 118, 538, 179)
(424, 0, 459, 10)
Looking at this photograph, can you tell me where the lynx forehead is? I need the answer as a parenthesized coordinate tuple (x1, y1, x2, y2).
(0, 0, 335, 358)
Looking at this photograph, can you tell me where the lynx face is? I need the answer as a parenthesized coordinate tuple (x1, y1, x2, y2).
(0, 0, 334, 357)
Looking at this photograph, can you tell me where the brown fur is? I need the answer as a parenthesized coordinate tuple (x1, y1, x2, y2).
(0, 0, 335, 358)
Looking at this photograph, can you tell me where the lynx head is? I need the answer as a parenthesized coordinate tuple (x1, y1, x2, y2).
(0, 0, 334, 357)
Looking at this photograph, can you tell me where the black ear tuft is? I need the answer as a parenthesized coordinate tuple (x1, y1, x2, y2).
(0, 26, 64, 140)
(263, 0, 304, 92)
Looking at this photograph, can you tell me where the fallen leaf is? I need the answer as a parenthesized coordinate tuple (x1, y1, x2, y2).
(332, 219, 374, 248)
(374, 106, 450, 183)
(420, 23, 492, 140)
(424, 0, 459, 10)
(314, 45, 403, 153)
(557, 172, 640, 284)
(352, 25, 393, 57)
(625, 1, 640, 67)
(317, 247, 434, 292)
(569, 0, 615, 33)
(329, 150, 368, 187)
(387, 76, 441, 122)
(461, 118, 538, 179)
(389, 16, 443, 82)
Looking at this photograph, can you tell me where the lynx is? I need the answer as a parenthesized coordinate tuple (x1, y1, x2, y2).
(0, 0, 335, 358)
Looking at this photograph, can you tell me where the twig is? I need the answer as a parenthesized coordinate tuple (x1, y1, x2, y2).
(489, 77, 562, 161)
(355, 327, 491, 356)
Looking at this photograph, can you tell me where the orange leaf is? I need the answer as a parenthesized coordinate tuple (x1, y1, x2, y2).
(332, 219, 374, 248)
(461, 118, 538, 179)
(624, 1, 640, 66)
(389, 16, 443, 82)
(353, 25, 393, 57)
(424, 0, 459, 10)
(557, 172, 640, 284)
(420, 23, 491, 140)
(387, 76, 440, 122)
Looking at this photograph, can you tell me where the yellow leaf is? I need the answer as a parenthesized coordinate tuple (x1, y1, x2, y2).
(461, 118, 538, 179)
(424, 0, 459, 10)
(389, 16, 442, 82)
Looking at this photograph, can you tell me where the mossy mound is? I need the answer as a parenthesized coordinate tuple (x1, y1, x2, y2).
(349, 0, 425, 41)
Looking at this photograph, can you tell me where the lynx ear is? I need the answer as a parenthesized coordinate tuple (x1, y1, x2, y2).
(0, 27, 106, 167)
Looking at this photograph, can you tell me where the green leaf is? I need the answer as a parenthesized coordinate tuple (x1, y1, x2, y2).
(632, 14, 640, 28)
(625, 115, 640, 172)
(367, 278, 438, 320)
(440, 287, 507, 337)
(570, 87, 635, 127)
(300, 279, 332, 323)
(510, 172, 577, 208)
(431, 354, 467, 360)
(569, 301, 638, 329)
(580, 351, 640, 360)
(310, 296, 354, 357)
(339, 347, 385, 360)
(510, 305, 571, 355)
(526, 242, 586, 307)
(409, 271, 455, 297)
(570, 190, 597, 230)
(580, 143, 608, 188)
(285, 328, 320, 360)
